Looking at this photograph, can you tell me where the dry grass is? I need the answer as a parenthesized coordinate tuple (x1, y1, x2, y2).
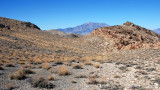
(88, 77, 98, 84)
(6, 82, 15, 90)
(84, 60, 93, 65)
(48, 74, 55, 81)
(54, 58, 63, 65)
(31, 58, 43, 64)
(9, 70, 27, 80)
(57, 66, 71, 76)
(5, 62, 15, 67)
(94, 63, 100, 68)
(0, 66, 4, 70)
(72, 64, 83, 69)
(41, 62, 50, 69)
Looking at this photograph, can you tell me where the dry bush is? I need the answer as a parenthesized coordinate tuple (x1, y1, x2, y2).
(23, 69, 35, 74)
(63, 61, 72, 66)
(74, 74, 87, 78)
(72, 64, 83, 69)
(29, 77, 55, 89)
(54, 58, 63, 65)
(94, 63, 100, 68)
(5, 62, 15, 67)
(0, 61, 3, 66)
(57, 66, 71, 76)
(30, 58, 43, 64)
(84, 60, 93, 65)
(88, 77, 98, 84)
(3, 60, 10, 63)
(48, 74, 55, 81)
(0, 66, 4, 70)
(9, 70, 27, 80)
(114, 75, 121, 78)
(22, 63, 34, 69)
(41, 62, 50, 69)
(6, 82, 15, 90)
(16, 61, 25, 65)
(43, 58, 54, 62)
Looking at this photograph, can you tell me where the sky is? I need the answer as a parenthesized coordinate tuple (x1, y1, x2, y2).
(0, 0, 160, 30)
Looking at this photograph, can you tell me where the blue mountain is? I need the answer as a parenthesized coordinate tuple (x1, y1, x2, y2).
(153, 28, 160, 34)
(56, 22, 109, 35)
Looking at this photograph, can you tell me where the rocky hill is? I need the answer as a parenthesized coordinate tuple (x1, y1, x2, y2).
(0, 17, 40, 31)
(56, 22, 109, 35)
(88, 21, 160, 51)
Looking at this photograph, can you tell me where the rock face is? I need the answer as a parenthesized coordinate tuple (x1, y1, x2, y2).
(88, 21, 160, 50)
(57, 22, 109, 35)
(0, 17, 40, 31)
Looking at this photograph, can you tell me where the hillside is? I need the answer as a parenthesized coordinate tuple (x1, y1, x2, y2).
(56, 22, 109, 35)
(0, 17, 160, 90)
(88, 21, 160, 51)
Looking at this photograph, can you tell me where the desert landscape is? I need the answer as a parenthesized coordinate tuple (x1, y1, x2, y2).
(0, 16, 160, 90)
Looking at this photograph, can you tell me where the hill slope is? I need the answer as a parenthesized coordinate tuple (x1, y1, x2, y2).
(88, 21, 160, 51)
(57, 22, 109, 35)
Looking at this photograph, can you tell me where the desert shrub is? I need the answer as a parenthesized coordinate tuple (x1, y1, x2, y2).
(9, 70, 27, 80)
(48, 74, 55, 81)
(71, 80, 77, 83)
(88, 77, 98, 85)
(114, 75, 121, 78)
(41, 63, 50, 69)
(0, 66, 4, 70)
(29, 77, 55, 89)
(84, 60, 93, 65)
(131, 85, 145, 90)
(30, 59, 42, 64)
(63, 62, 72, 66)
(54, 59, 63, 65)
(146, 68, 156, 72)
(23, 69, 35, 74)
(74, 74, 87, 78)
(101, 84, 124, 90)
(6, 82, 15, 90)
(94, 63, 100, 68)
(5, 63, 15, 67)
(57, 66, 71, 76)
(72, 64, 83, 69)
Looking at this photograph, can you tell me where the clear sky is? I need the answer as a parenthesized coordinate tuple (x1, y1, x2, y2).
(0, 0, 159, 30)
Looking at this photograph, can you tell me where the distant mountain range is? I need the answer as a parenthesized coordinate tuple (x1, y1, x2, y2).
(153, 28, 160, 34)
(56, 22, 109, 35)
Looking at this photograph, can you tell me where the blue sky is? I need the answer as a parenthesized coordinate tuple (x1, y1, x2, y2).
(0, 0, 159, 30)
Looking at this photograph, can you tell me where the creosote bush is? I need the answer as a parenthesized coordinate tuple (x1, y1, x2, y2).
(41, 62, 51, 69)
(9, 70, 27, 80)
(94, 63, 100, 68)
(48, 74, 55, 81)
(58, 66, 71, 76)
(29, 77, 55, 89)
(72, 64, 83, 69)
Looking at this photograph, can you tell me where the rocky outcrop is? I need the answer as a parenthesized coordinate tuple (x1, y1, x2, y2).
(88, 21, 160, 50)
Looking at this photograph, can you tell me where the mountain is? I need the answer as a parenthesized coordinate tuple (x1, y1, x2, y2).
(153, 28, 160, 34)
(56, 22, 109, 35)
(88, 21, 160, 51)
